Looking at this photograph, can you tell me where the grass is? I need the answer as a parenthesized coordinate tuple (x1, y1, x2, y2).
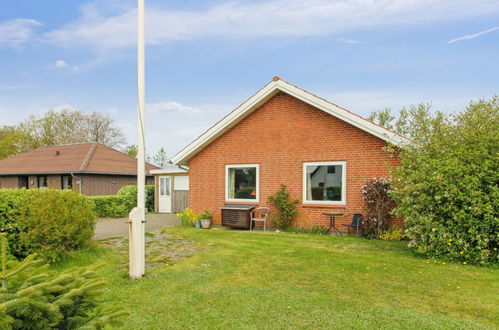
(53, 228, 499, 329)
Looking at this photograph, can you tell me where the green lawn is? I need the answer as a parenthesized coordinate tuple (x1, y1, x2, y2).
(53, 228, 499, 329)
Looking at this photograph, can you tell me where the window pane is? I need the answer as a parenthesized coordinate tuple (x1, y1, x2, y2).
(38, 176, 47, 189)
(62, 176, 72, 189)
(305, 165, 342, 201)
(160, 178, 165, 195)
(165, 177, 170, 196)
(228, 167, 256, 200)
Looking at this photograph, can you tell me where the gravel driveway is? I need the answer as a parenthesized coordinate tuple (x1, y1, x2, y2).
(94, 213, 180, 240)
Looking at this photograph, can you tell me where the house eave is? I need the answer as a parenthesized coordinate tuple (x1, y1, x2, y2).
(0, 171, 154, 177)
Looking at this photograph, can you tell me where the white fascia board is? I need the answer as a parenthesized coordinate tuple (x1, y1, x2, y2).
(150, 168, 188, 175)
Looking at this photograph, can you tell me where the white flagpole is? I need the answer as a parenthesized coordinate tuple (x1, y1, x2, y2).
(129, 0, 146, 279)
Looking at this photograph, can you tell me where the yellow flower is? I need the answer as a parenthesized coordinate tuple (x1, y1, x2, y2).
(459, 251, 464, 255)
(447, 242, 452, 245)
(463, 262, 467, 265)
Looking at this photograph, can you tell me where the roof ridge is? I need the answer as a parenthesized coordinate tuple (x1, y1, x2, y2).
(79, 142, 98, 171)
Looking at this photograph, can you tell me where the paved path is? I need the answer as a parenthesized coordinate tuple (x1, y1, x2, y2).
(94, 213, 181, 240)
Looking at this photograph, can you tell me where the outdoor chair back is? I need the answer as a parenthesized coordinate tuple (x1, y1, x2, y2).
(250, 207, 270, 232)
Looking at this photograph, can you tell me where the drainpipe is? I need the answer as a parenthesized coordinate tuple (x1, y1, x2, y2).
(70, 173, 82, 194)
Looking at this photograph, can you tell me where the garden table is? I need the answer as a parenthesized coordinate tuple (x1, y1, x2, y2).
(322, 212, 343, 236)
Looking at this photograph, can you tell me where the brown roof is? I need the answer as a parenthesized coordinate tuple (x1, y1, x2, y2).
(0, 143, 159, 175)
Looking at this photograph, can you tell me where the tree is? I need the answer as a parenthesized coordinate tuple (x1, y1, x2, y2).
(124, 145, 138, 157)
(15, 109, 127, 153)
(83, 111, 127, 148)
(152, 147, 168, 168)
(368, 103, 437, 138)
(0, 241, 127, 329)
(0, 126, 24, 159)
(390, 96, 499, 265)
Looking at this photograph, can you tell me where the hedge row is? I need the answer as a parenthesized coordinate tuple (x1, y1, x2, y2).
(89, 185, 155, 218)
(0, 189, 96, 262)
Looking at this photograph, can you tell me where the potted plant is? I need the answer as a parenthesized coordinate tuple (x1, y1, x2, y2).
(199, 210, 213, 229)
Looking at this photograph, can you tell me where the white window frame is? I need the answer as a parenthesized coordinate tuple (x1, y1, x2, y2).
(302, 161, 347, 205)
(225, 164, 259, 203)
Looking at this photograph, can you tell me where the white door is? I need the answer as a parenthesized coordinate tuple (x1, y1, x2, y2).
(158, 176, 172, 213)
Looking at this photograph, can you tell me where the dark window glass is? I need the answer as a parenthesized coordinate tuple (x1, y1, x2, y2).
(228, 167, 257, 200)
(38, 176, 48, 189)
(62, 176, 72, 189)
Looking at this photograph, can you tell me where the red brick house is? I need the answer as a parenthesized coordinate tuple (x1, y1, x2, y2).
(0, 143, 157, 195)
(171, 77, 409, 230)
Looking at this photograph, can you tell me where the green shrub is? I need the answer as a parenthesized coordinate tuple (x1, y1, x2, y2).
(268, 184, 299, 230)
(0, 242, 126, 329)
(379, 226, 407, 241)
(117, 184, 155, 212)
(391, 96, 499, 265)
(0, 189, 96, 263)
(88, 195, 132, 218)
(0, 189, 27, 258)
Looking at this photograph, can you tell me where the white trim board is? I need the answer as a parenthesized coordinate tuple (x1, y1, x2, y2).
(225, 164, 260, 203)
(302, 161, 347, 206)
(171, 78, 410, 165)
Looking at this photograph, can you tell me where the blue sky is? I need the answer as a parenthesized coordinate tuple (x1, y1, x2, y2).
(1, 0, 498, 157)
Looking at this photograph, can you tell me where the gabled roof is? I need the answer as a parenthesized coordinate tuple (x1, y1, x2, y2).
(171, 77, 410, 165)
(0, 142, 159, 176)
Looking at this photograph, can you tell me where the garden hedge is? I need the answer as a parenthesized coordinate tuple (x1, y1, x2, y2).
(0, 189, 96, 262)
(89, 185, 155, 218)
(88, 195, 132, 218)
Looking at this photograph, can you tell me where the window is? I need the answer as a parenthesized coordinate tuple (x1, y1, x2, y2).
(160, 177, 170, 196)
(303, 161, 346, 205)
(37, 176, 48, 189)
(225, 164, 259, 202)
(62, 176, 72, 189)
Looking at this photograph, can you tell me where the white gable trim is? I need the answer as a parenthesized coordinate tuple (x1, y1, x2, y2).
(171, 79, 410, 165)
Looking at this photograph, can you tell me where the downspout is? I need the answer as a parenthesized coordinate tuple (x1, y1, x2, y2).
(71, 173, 82, 194)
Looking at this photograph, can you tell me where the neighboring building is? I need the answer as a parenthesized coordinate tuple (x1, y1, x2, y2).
(150, 165, 189, 213)
(0, 143, 158, 195)
(171, 77, 409, 229)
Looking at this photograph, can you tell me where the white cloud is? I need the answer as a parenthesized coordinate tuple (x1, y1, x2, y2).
(43, 0, 499, 51)
(446, 26, 499, 44)
(337, 38, 362, 44)
(51, 59, 67, 68)
(0, 18, 41, 48)
(146, 101, 201, 116)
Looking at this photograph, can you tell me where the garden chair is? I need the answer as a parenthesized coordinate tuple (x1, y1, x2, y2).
(342, 213, 364, 237)
(250, 207, 270, 232)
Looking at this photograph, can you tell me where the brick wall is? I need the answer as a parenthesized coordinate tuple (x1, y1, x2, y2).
(188, 92, 401, 230)
(1, 174, 153, 196)
(0, 176, 18, 188)
(78, 174, 154, 196)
